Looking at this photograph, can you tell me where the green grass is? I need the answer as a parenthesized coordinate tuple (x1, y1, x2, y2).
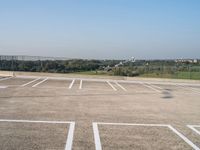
(175, 71, 200, 80)
(140, 71, 200, 80)
(69, 70, 200, 80)
(70, 71, 111, 76)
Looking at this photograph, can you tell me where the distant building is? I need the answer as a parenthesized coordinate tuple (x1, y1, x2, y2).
(115, 62, 123, 67)
(175, 59, 198, 64)
(114, 57, 136, 67)
(193, 59, 198, 63)
(104, 65, 112, 71)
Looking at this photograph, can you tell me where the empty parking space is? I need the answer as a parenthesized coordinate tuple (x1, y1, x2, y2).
(32, 77, 49, 87)
(151, 83, 192, 94)
(0, 120, 75, 150)
(82, 80, 128, 92)
(0, 77, 34, 86)
(20, 77, 41, 87)
(186, 84, 200, 89)
(119, 82, 160, 93)
(82, 81, 114, 91)
(68, 79, 81, 90)
(106, 81, 128, 91)
(35, 78, 72, 88)
(93, 123, 199, 150)
(184, 86, 200, 94)
(14, 78, 42, 88)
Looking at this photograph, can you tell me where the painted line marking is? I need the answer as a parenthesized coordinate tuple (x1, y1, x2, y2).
(69, 79, 75, 89)
(0, 86, 7, 89)
(8, 75, 200, 87)
(168, 125, 200, 150)
(0, 119, 75, 150)
(93, 123, 102, 150)
(0, 76, 13, 81)
(106, 81, 117, 91)
(79, 80, 82, 89)
(21, 77, 41, 87)
(94, 122, 169, 126)
(115, 82, 127, 91)
(0, 119, 72, 124)
(187, 125, 200, 136)
(93, 122, 200, 150)
(140, 82, 161, 93)
(32, 77, 48, 87)
(65, 122, 75, 150)
(146, 83, 163, 90)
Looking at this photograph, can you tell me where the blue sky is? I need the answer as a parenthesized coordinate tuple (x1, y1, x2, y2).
(0, 0, 200, 59)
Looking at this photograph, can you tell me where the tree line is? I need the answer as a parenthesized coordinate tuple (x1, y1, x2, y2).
(0, 59, 199, 77)
(0, 59, 121, 73)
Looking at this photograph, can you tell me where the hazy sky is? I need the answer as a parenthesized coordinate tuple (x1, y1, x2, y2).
(0, 0, 200, 59)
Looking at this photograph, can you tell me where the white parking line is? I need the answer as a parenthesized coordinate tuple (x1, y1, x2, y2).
(146, 83, 163, 90)
(79, 80, 83, 89)
(140, 82, 161, 93)
(0, 76, 13, 81)
(168, 125, 200, 150)
(65, 122, 75, 150)
(106, 81, 117, 91)
(187, 125, 200, 136)
(0, 86, 7, 89)
(69, 79, 75, 89)
(93, 123, 102, 150)
(0, 119, 71, 124)
(32, 77, 48, 87)
(0, 119, 75, 150)
(93, 122, 200, 150)
(21, 77, 41, 87)
(94, 122, 169, 126)
(115, 82, 127, 91)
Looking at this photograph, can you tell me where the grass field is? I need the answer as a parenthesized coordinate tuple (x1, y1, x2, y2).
(71, 71, 110, 76)
(141, 71, 200, 80)
(73, 70, 200, 80)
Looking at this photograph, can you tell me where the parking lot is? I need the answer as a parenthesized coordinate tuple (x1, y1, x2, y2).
(0, 75, 200, 150)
